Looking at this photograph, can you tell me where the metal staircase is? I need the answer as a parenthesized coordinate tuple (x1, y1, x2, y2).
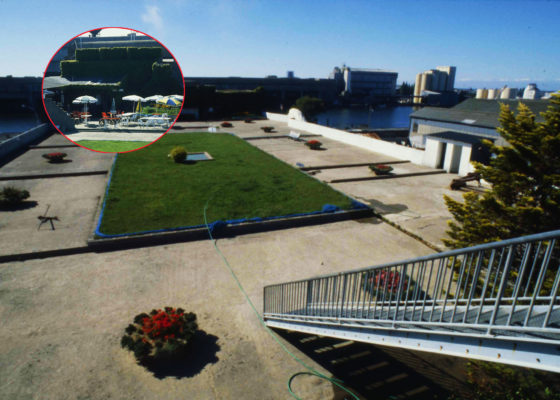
(263, 230, 560, 372)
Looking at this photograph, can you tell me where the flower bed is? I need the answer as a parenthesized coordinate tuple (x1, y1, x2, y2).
(304, 140, 322, 150)
(42, 152, 68, 163)
(369, 164, 393, 175)
(121, 307, 198, 364)
(362, 269, 409, 295)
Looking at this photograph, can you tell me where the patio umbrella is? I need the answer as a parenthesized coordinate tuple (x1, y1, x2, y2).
(72, 95, 97, 114)
(122, 95, 145, 112)
(144, 94, 164, 102)
(156, 95, 182, 107)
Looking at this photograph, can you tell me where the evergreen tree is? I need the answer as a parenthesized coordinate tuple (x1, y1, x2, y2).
(443, 93, 560, 248)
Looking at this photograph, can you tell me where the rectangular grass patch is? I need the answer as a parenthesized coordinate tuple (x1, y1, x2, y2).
(96, 133, 356, 236)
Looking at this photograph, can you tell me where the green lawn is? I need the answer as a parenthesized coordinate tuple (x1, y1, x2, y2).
(77, 140, 151, 153)
(97, 133, 354, 235)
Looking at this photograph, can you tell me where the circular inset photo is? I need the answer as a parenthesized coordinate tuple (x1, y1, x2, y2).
(42, 27, 185, 153)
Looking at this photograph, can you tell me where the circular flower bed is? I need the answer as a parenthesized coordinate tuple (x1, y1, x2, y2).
(369, 164, 393, 175)
(42, 152, 67, 163)
(121, 307, 197, 364)
(305, 139, 322, 150)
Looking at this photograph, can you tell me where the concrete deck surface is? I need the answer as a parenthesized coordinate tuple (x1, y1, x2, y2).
(0, 119, 474, 399)
(63, 129, 166, 143)
(0, 219, 434, 400)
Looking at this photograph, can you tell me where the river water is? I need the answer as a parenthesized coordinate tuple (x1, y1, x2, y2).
(316, 105, 418, 130)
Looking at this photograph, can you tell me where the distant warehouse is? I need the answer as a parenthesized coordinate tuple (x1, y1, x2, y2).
(330, 66, 398, 103)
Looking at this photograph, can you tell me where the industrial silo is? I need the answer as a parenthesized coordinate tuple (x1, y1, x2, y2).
(487, 89, 497, 99)
(476, 88, 487, 99)
(500, 87, 517, 99)
(421, 73, 432, 93)
(414, 73, 422, 96)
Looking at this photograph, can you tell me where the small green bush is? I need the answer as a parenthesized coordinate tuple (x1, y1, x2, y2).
(170, 146, 187, 163)
(0, 186, 30, 208)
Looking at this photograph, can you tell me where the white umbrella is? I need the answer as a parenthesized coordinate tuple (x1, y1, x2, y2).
(72, 95, 97, 114)
(170, 94, 184, 101)
(144, 94, 164, 101)
(122, 95, 145, 112)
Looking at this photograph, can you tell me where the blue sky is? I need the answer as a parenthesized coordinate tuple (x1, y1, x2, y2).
(1, 0, 559, 90)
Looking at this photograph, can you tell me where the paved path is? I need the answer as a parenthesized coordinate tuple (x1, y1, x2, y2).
(0, 134, 113, 256)
(63, 129, 165, 142)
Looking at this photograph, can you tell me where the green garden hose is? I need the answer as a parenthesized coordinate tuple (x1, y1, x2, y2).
(203, 198, 360, 400)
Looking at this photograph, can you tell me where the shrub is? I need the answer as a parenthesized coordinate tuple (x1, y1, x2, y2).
(169, 146, 187, 163)
(42, 152, 67, 163)
(221, 122, 232, 128)
(121, 307, 197, 364)
(294, 96, 325, 119)
(0, 186, 30, 208)
(261, 126, 274, 133)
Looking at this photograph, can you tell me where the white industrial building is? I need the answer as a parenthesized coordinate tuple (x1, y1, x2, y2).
(341, 67, 398, 97)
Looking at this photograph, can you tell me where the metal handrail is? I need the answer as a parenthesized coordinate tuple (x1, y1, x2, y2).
(263, 230, 560, 342)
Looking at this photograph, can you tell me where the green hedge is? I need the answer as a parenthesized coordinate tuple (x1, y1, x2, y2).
(61, 60, 152, 81)
(99, 47, 128, 60)
(127, 47, 162, 61)
(75, 48, 100, 61)
(75, 47, 161, 62)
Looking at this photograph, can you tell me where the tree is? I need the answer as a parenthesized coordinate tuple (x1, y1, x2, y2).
(294, 96, 325, 120)
(443, 93, 560, 249)
(399, 81, 414, 96)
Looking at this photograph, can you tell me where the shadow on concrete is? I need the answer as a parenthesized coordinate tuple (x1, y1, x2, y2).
(144, 330, 220, 379)
(366, 199, 408, 215)
(275, 329, 471, 400)
(46, 159, 73, 164)
(0, 200, 39, 211)
(354, 216, 383, 225)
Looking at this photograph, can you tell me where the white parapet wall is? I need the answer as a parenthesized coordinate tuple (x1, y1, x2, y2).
(265, 112, 289, 123)
(266, 111, 425, 165)
(0, 123, 51, 161)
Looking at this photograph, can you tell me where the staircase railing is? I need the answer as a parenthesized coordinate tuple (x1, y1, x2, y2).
(264, 230, 560, 344)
